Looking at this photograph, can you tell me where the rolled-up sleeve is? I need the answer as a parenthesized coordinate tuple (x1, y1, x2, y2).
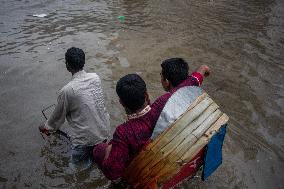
(45, 89, 69, 131)
(190, 72, 204, 86)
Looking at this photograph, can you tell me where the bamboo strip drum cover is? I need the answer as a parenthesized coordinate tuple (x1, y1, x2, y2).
(123, 89, 229, 188)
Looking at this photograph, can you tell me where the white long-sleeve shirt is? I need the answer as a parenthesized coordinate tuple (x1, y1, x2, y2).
(45, 70, 110, 146)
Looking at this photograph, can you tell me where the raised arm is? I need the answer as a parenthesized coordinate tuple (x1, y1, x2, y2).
(188, 65, 210, 86)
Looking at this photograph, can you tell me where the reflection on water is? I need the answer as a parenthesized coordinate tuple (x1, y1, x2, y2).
(0, 0, 283, 188)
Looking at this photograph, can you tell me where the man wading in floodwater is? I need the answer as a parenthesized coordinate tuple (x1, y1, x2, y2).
(39, 47, 110, 170)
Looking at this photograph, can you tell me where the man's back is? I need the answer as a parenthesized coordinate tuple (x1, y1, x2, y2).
(49, 70, 110, 146)
(40, 47, 111, 169)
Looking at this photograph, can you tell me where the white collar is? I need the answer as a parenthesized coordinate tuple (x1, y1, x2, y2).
(126, 105, 151, 121)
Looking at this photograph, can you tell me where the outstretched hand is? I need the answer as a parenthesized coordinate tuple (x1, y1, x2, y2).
(197, 65, 211, 77)
(39, 123, 51, 136)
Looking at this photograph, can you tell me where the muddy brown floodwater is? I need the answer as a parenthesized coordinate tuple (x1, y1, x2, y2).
(0, 0, 283, 188)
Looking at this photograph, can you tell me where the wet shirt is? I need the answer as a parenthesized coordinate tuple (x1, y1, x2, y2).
(93, 72, 203, 180)
(45, 70, 110, 146)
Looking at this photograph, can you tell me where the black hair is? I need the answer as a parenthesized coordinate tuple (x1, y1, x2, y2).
(65, 47, 85, 71)
(116, 74, 147, 112)
(161, 58, 189, 87)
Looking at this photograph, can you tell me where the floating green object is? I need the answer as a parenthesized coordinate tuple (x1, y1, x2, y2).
(118, 15, 125, 21)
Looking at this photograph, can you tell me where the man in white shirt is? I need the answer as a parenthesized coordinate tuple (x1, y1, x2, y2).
(39, 47, 110, 169)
